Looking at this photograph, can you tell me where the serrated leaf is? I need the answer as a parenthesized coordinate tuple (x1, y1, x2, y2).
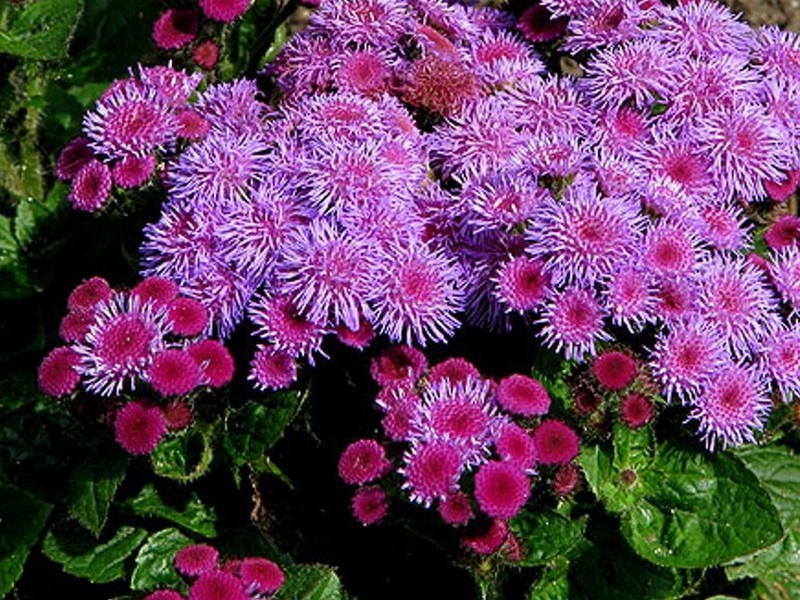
(511, 509, 585, 567)
(130, 528, 192, 592)
(151, 428, 214, 483)
(736, 446, 800, 528)
(42, 526, 147, 584)
(0, 483, 52, 596)
(127, 484, 216, 538)
(67, 450, 128, 537)
(276, 564, 342, 600)
(0, 0, 84, 60)
(578, 442, 639, 513)
(224, 391, 300, 469)
(621, 443, 783, 569)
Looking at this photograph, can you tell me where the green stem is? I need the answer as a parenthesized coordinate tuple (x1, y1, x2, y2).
(246, 0, 298, 76)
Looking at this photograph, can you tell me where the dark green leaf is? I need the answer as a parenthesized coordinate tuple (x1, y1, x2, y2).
(151, 428, 214, 483)
(0, 216, 19, 270)
(224, 391, 300, 469)
(571, 525, 690, 600)
(275, 564, 343, 600)
(0, 0, 84, 60)
(511, 509, 585, 566)
(67, 449, 128, 537)
(42, 526, 147, 584)
(578, 442, 639, 513)
(621, 443, 783, 568)
(127, 484, 216, 538)
(14, 183, 66, 248)
(736, 446, 800, 528)
(0, 483, 52, 596)
(0, 368, 42, 414)
(130, 528, 192, 592)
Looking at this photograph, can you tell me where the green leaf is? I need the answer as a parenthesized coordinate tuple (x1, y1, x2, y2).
(511, 509, 586, 567)
(725, 446, 800, 598)
(275, 564, 343, 600)
(127, 484, 216, 538)
(578, 442, 640, 513)
(0, 216, 20, 270)
(67, 450, 129, 537)
(42, 526, 148, 584)
(224, 391, 300, 469)
(14, 183, 66, 248)
(151, 428, 214, 483)
(130, 528, 192, 592)
(571, 525, 691, 600)
(621, 443, 783, 569)
(0, 0, 84, 60)
(527, 560, 570, 600)
(0, 483, 52, 596)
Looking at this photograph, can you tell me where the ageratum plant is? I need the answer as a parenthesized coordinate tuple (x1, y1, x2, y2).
(2, 0, 800, 598)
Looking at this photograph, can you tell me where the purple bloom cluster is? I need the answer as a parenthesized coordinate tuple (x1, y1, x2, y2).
(66, 0, 800, 451)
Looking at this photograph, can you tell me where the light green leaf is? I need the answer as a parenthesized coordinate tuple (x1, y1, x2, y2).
(127, 484, 216, 538)
(511, 509, 585, 567)
(275, 564, 343, 600)
(621, 443, 783, 569)
(42, 526, 148, 584)
(67, 450, 129, 537)
(151, 428, 214, 483)
(527, 559, 570, 600)
(0, 483, 52, 596)
(0, 216, 19, 270)
(130, 528, 192, 592)
(0, 0, 84, 60)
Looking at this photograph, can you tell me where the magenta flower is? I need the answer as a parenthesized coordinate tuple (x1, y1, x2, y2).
(351, 486, 389, 526)
(338, 439, 390, 486)
(474, 461, 530, 519)
(38, 347, 81, 398)
(400, 441, 464, 507)
(240, 557, 285, 594)
(174, 544, 219, 577)
(532, 420, 580, 465)
(496, 374, 550, 417)
(152, 9, 199, 50)
(114, 401, 167, 456)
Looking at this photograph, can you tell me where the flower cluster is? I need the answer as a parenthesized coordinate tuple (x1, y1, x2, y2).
(338, 345, 582, 558)
(62, 0, 800, 450)
(57, 64, 204, 211)
(38, 276, 234, 455)
(144, 543, 285, 600)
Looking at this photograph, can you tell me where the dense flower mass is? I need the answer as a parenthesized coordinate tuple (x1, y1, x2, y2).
(58, 0, 800, 455)
(40, 277, 234, 455)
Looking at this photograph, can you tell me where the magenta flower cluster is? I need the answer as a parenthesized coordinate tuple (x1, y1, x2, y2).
(61, 0, 800, 451)
(38, 276, 234, 455)
(145, 542, 285, 600)
(337, 345, 581, 557)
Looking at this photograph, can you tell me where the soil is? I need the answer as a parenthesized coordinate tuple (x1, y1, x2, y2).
(725, 0, 800, 29)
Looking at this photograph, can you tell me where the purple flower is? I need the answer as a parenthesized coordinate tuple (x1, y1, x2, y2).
(368, 239, 463, 346)
(74, 292, 171, 396)
(461, 172, 545, 232)
(640, 221, 705, 279)
(769, 245, 800, 309)
(696, 255, 781, 358)
(760, 324, 800, 403)
(687, 363, 770, 451)
(410, 377, 498, 468)
(194, 79, 265, 135)
(696, 104, 792, 203)
(470, 30, 545, 88)
(83, 79, 175, 160)
(526, 178, 644, 286)
(311, 0, 413, 47)
(581, 38, 682, 110)
(69, 160, 112, 212)
(650, 320, 728, 402)
(168, 129, 269, 207)
(249, 294, 326, 360)
(755, 25, 800, 80)
(279, 219, 373, 331)
(428, 96, 526, 182)
(653, 1, 754, 59)
(562, 0, 650, 53)
(602, 265, 656, 333)
(536, 285, 611, 362)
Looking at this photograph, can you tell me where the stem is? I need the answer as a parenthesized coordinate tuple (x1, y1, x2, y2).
(246, 0, 298, 76)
